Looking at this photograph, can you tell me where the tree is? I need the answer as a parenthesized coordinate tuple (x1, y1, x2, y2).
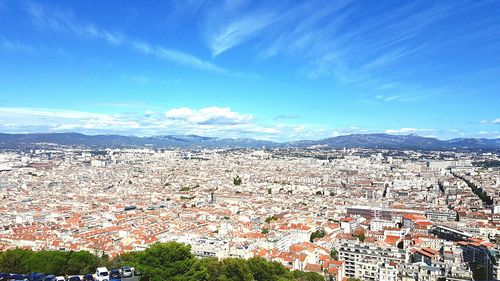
(0, 249, 108, 276)
(310, 229, 326, 242)
(120, 242, 200, 281)
(329, 249, 338, 260)
(355, 233, 366, 242)
(0, 242, 324, 281)
(247, 257, 286, 281)
(0, 248, 33, 274)
(261, 228, 269, 234)
(265, 215, 278, 223)
(219, 258, 253, 281)
(25, 250, 69, 276)
(267, 188, 272, 195)
(199, 258, 221, 281)
(65, 251, 101, 275)
(285, 270, 324, 281)
(117, 242, 324, 281)
(233, 176, 242, 186)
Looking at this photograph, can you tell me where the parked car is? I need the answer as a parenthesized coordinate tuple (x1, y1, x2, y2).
(7, 274, 27, 281)
(95, 267, 109, 281)
(108, 269, 120, 281)
(119, 267, 132, 278)
(0, 273, 10, 281)
(131, 268, 140, 277)
(68, 276, 81, 281)
(43, 276, 55, 281)
(54, 277, 65, 281)
(82, 274, 95, 281)
(28, 273, 45, 281)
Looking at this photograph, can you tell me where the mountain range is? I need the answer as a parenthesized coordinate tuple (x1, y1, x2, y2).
(0, 132, 499, 150)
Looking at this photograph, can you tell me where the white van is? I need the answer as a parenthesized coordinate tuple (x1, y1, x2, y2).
(95, 267, 109, 281)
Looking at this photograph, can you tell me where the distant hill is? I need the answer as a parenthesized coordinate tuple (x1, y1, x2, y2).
(0, 132, 498, 150)
(0, 132, 278, 149)
(294, 133, 500, 150)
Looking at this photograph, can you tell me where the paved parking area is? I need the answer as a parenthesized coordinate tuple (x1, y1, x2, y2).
(122, 276, 141, 281)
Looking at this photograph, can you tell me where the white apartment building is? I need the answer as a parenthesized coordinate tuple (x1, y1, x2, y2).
(338, 242, 407, 278)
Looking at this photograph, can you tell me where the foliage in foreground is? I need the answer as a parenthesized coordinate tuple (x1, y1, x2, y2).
(119, 242, 324, 281)
(0, 242, 324, 281)
(0, 249, 110, 276)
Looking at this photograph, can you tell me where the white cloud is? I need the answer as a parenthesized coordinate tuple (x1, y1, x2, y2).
(0, 107, 489, 141)
(144, 110, 157, 117)
(164, 107, 253, 125)
(0, 107, 141, 133)
(330, 126, 369, 137)
(0, 106, 334, 141)
(384, 127, 435, 134)
(164, 107, 194, 119)
(479, 118, 500, 125)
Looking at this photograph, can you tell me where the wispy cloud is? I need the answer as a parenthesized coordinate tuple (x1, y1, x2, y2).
(1, 38, 36, 53)
(24, 0, 123, 45)
(205, 9, 276, 56)
(480, 118, 500, 125)
(131, 41, 226, 74)
(197, 0, 498, 102)
(375, 94, 428, 103)
(22, 0, 226, 74)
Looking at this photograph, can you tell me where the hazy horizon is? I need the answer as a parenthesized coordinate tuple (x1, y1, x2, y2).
(1, 130, 499, 144)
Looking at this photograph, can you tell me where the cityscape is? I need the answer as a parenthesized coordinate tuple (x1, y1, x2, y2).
(0, 140, 499, 280)
(1, 0, 500, 281)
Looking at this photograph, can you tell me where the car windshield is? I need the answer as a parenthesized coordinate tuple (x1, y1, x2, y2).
(99, 272, 109, 276)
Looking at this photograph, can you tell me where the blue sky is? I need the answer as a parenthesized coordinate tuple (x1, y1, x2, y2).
(0, 0, 499, 141)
